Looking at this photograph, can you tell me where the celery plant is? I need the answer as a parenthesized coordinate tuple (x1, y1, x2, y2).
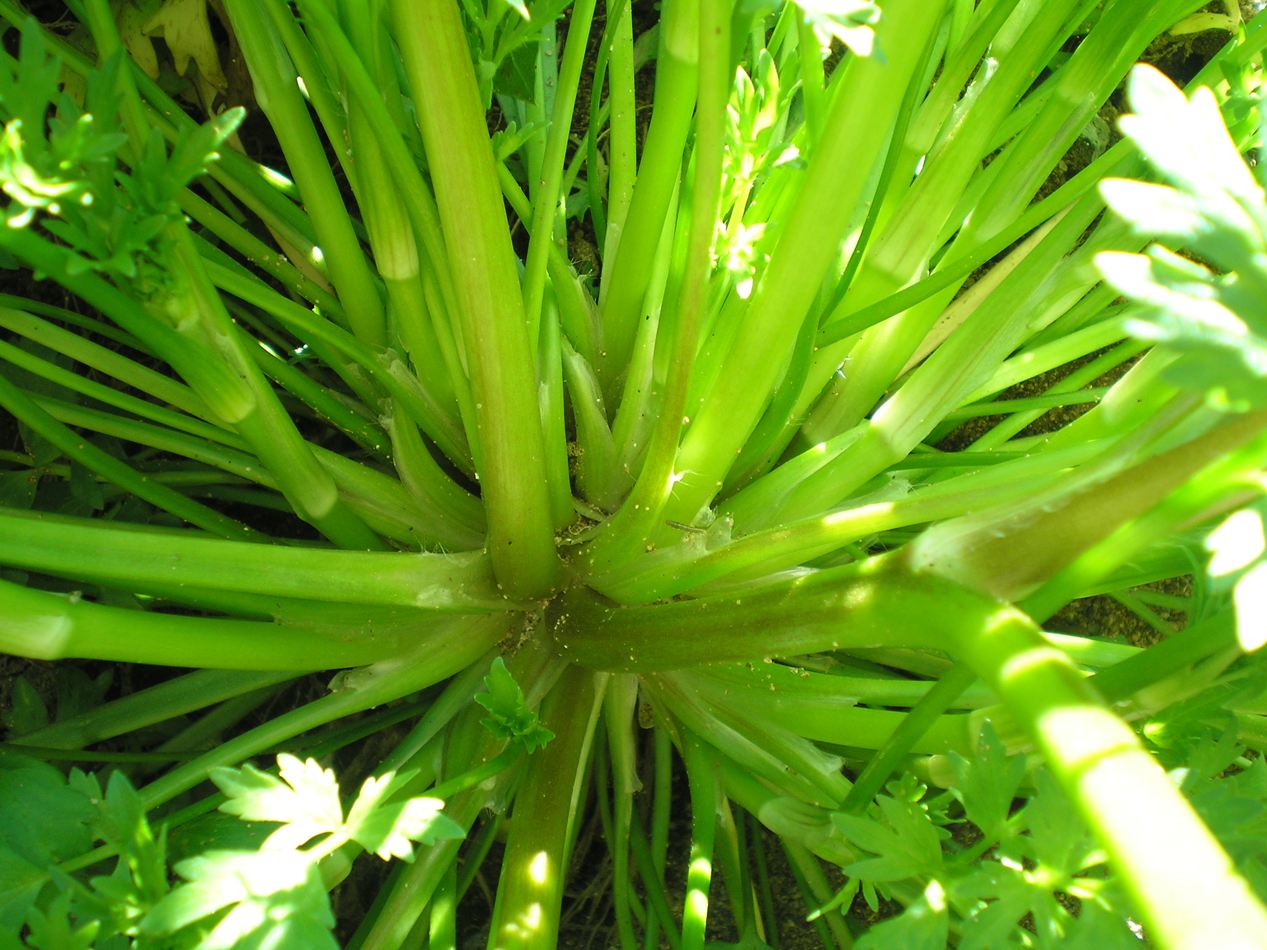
(2, 0, 1267, 946)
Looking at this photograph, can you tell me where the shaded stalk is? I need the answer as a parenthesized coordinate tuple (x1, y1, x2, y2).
(597, 0, 699, 394)
(11, 669, 297, 750)
(488, 667, 606, 948)
(580, 0, 729, 577)
(0, 576, 428, 670)
(522, 0, 598, 347)
(0, 372, 254, 540)
(0, 507, 511, 611)
(222, 0, 387, 346)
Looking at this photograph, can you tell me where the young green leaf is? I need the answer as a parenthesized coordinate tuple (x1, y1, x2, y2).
(141, 848, 336, 948)
(474, 656, 555, 752)
(947, 723, 1026, 841)
(832, 795, 944, 882)
(951, 863, 1038, 950)
(210, 754, 343, 851)
(1098, 64, 1267, 410)
(854, 881, 948, 950)
(343, 771, 464, 861)
(73, 769, 170, 934)
(21, 889, 99, 950)
(1018, 770, 1099, 884)
(0, 752, 95, 929)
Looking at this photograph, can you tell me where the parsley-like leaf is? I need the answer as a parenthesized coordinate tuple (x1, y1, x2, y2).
(474, 656, 554, 752)
(344, 772, 464, 861)
(210, 754, 343, 851)
(0, 752, 94, 929)
(833, 795, 943, 882)
(854, 881, 948, 950)
(1097, 64, 1267, 410)
(948, 723, 1025, 840)
(141, 848, 335, 948)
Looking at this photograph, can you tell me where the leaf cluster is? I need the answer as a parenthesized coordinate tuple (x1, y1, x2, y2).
(0, 752, 462, 948)
(1098, 65, 1267, 410)
(833, 730, 1140, 949)
(0, 18, 239, 289)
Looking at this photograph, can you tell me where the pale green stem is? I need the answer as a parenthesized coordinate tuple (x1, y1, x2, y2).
(385, 406, 487, 548)
(166, 226, 384, 549)
(965, 341, 1145, 451)
(179, 179, 339, 312)
(602, 0, 637, 265)
(522, 0, 598, 349)
(595, 440, 1102, 603)
(0, 229, 255, 425)
(795, 9, 825, 145)
(597, 0, 699, 393)
(750, 198, 1107, 529)
(603, 673, 641, 949)
(205, 260, 470, 467)
(579, 0, 729, 575)
(647, 673, 851, 806)
(539, 303, 575, 529)
(681, 733, 718, 950)
(488, 667, 606, 949)
(222, 0, 387, 346)
(796, 0, 1085, 442)
(561, 340, 620, 510)
(392, 0, 560, 597)
(288, 0, 476, 427)
(662, 0, 949, 530)
(717, 759, 852, 867)
(0, 576, 421, 670)
(248, 340, 390, 457)
(265, 1, 356, 193)
(495, 163, 600, 362)
(0, 507, 512, 611)
(673, 665, 979, 754)
(948, 602, 1267, 949)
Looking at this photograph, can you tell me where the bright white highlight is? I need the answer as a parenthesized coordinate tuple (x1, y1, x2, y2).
(924, 878, 947, 912)
(528, 850, 549, 886)
(1207, 508, 1265, 576)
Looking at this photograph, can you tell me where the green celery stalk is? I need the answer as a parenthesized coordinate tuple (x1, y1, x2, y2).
(661, 0, 949, 531)
(222, 0, 387, 347)
(391, 0, 561, 597)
